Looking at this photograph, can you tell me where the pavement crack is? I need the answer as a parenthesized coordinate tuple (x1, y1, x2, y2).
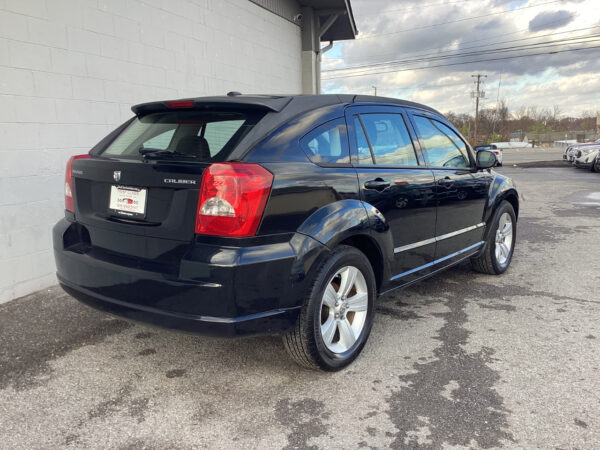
(385, 296, 514, 449)
(275, 398, 330, 449)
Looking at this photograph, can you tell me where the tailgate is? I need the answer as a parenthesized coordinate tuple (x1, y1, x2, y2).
(72, 157, 206, 243)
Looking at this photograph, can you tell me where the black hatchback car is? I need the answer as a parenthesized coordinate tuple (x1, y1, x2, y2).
(53, 94, 518, 370)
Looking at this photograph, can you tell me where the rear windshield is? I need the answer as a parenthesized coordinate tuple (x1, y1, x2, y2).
(100, 110, 265, 161)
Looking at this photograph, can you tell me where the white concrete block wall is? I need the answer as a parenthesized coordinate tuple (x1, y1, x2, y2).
(0, 0, 302, 303)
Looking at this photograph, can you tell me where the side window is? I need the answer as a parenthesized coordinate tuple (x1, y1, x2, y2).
(301, 118, 350, 164)
(358, 113, 419, 166)
(413, 116, 470, 168)
(353, 116, 373, 163)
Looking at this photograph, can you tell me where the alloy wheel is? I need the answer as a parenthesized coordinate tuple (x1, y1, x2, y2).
(319, 266, 368, 354)
(495, 212, 513, 266)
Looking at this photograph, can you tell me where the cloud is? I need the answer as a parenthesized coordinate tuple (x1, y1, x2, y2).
(324, 0, 600, 116)
(529, 10, 575, 31)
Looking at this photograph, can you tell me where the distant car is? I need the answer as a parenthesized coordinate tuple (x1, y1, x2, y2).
(573, 147, 600, 171)
(564, 138, 600, 162)
(474, 145, 502, 166)
(594, 151, 600, 173)
(565, 145, 585, 162)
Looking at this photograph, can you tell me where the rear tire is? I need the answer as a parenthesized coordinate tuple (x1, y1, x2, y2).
(283, 245, 376, 371)
(471, 201, 516, 275)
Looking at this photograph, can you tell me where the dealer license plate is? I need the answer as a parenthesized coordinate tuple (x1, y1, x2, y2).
(109, 186, 147, 218)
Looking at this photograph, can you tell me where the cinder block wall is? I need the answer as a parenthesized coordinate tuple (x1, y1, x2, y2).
(0, 0, 302, 303)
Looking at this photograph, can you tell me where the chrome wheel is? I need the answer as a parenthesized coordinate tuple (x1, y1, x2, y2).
(320, 265, 368, 354)
(495, 212, 513, 266)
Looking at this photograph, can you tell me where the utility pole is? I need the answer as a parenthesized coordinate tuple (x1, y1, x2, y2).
(371, 85, 377, 96)
(471, 74, 486, 143)
(492, 75, 502, 135)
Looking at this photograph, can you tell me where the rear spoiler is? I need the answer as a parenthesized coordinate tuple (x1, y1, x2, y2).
(132, 96, 293, 117)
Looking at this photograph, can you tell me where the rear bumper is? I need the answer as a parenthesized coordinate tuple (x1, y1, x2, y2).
(58, 280, 300, 336)
(53, 218, 326, 336)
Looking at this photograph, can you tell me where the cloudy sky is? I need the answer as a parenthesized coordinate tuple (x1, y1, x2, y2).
(322, 0, 600, 117)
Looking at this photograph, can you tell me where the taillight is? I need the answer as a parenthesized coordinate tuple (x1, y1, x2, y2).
(195, 163, 273, 237)
(65, 154, 90, 213)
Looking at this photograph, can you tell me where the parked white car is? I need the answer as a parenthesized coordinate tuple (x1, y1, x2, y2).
(573, 147, 600, 171)
(564, 138, 600, 162)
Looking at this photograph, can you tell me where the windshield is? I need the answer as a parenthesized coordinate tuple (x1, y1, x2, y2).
(101, 110, 265, 161)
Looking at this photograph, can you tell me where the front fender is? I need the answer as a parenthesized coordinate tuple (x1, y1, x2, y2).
(482, 171, 519, 241)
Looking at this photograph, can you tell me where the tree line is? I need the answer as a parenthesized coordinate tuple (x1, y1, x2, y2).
(445, 101, 599, 144)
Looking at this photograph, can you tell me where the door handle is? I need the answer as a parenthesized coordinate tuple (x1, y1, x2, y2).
(364, 179, 391, 190)
(437, 177, 454, 186)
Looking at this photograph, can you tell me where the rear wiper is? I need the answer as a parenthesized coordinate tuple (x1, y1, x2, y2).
(138, 147, 197, 158)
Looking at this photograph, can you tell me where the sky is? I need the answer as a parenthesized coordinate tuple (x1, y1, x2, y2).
(321, 0, 600, 117)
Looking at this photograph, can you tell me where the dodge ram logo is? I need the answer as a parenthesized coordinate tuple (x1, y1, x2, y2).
(113, 171, 121, 182)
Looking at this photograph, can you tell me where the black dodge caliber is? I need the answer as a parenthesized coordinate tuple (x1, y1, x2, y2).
(53, 94, 518, 370)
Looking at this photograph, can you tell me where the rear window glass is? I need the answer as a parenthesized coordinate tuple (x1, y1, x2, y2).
(101, 111, 264, 161)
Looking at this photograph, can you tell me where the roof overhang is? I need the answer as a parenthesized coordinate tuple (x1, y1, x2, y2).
(299, 0, 357, 41)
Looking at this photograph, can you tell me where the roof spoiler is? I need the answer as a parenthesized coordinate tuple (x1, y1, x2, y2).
(131, 96, 293, 117)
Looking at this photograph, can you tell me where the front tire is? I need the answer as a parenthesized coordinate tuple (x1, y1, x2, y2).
(471, 201, 516, 275)
(283, 246, 376, 371)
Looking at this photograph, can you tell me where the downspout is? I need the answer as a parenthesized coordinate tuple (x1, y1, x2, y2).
(316, 40, 334, 94)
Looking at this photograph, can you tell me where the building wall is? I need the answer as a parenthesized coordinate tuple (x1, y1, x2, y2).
(0, 0, 302, 304)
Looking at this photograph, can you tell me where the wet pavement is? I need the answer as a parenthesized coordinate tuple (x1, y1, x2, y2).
(1, 166, 599, 449)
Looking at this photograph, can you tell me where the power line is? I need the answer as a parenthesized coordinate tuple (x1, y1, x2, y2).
(322, 17, 583, 64)
(321, 45, 600, 81)
(323, 25, 600, 67)
(355, 0, 563, 40)
(322, 35, 600, 74)
(323, 35, 600, 74)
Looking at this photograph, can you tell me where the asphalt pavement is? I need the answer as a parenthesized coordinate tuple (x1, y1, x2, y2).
(500, 146, 565, 165)
(1, 164, 599, 449)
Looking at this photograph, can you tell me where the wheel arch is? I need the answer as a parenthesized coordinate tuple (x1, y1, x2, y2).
(480, 187, 519, 248)
(295, 199, 394, 293)
(338, 234, 385, 292)
(501, 190, 519, 220)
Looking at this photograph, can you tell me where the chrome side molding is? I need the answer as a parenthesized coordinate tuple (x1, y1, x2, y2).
(394, 222, 485, 254)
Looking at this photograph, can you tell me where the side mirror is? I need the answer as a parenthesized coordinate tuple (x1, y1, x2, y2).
(476, 150, 496, 169)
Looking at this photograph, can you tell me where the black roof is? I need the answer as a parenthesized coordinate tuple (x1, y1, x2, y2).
(132, 94, 441, 117)
(131, 94, 444, 161)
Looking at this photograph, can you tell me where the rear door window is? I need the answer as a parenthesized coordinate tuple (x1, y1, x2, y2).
(353, 116, 374, 164)
(412, 116, 471, 168)
(101, 111, 264, 161)
(355, 113, 419, 166)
